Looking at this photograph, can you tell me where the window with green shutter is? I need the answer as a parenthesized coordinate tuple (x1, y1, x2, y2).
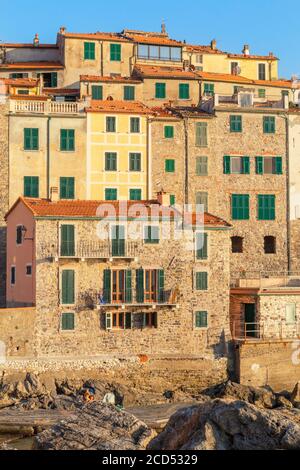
(230, 115, 242, 132)
(196, 233, 208, 260)
(61, 312, 75, 331)
(204, 83, 214, 96)
(60, 225, 75, 257)
(125, 271, 132, 304)
(129, 153, 141, 172)
(84, 42, 95, 60)
(257, 195, 276, 220)
(91, 85, 103, 100)
(195, 311, 208, 329)
(196, 192, 208, 212)
(170, 195, 176, 206)
(255, 156, 282, 175)
(105, 188, 118, 201)
(60, 177, 75, 200)
(124, 86, 135, 100)
(24, 128, 39, 150)
(105, 152, 117, 171)
(164, 126, 174, 139)
(158, 270, 165, 303)
(60, 129, 75, 151)
(232, 194, 250, 220)
(136, 269, 144, 304)
(111, 225, 125, 257)
(144, 226, 159, 244)
(224, 156, 250, 175)
(196, 272, 208, 291)
(103, 269, 111, 303)
(129, 189, 142, 201)
(106, 117, 116, 132)
(61, 270, 75, 305)
(130, 117, 140, 133)
(155, 83, 166, 99)
(24, 177, 39, 198)
(110, 43, 121, 61)
(179, 83, 190, 99)
(258, 89, 266, 98)
(195, 122, 208, 147)
(263, 116, 275, 134)
(196, 156, 208, 176)
(165, 159, 175, 173)
(50, 72, 58, 88)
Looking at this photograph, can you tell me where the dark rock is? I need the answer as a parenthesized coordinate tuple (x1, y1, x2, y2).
(276, 396, 294, 409)
(34, 402, 156, 450)
(216, 381, 277, 409)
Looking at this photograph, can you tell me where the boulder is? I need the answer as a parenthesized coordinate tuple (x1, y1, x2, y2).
(34, 402, 156, 450)
(291, 383, 300, 408)
(148, 399, 300, 451)
(276, 396, 294, 409)
(217, 381, 277, 409)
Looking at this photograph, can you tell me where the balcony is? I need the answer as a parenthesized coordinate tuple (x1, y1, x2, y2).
(40, 241, 139, 261)
(200, 92, 289, 113)
(97, 288, 179, 309)
(232, 321, 300, 342)
(10, 99, 84, 114)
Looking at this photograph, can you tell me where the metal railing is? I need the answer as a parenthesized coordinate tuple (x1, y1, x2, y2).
(39, 241, 139, 260)
(232, 321, 300, 341)
(10, 100, 82, 114)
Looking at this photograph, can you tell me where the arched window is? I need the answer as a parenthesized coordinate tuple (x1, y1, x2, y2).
(264, 236, 276, 254)
(231, 236, 243, 253)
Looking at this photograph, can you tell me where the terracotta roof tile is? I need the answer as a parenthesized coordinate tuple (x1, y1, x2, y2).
(196, 71, 292, 88)
(0, 61, 63, 70)
(124, 33, 184, 46)
(186, 44, 278, 60)
(43, 87, 80, 95)
(133, 64, 199, 80)
(1, 43, 58, 49)
(0, 77, 39, 87)
(86, 100, 153, 114)
(6, 198, 231, 228)
(64, 32, 130, 43)
(80, 74, 142, 84)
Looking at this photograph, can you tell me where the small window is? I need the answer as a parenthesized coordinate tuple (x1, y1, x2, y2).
(155, 83, 166, 99)
(16, 226, 23, 245)
(129, 189, 142, 201)
(203, 83, 214, 96)
(195, 311, 208, 329)
(26, 265, 32, 276)
(130, 117, 140, 133)
(60, 177, 75, 200)
(24, 177, 39, 198)
(196, 156, 208, 176)
(179, 83, 190, 100)
(84, 42, 95, 60)
(232, 194, 250, 220)
(124, 86, 135, 101)
(231, 62, 239, 74)
(107, 312, 132, 331)
(230, 115, 242, 133)
(258, 195, 276, 221)
(258, 63, 266, 81)
(264, 236, 276, 254)
(129, 153, 141, 172)
(196, 54, 203, 64)
(164, 126, 174, 139)
(106, 117, 116, 133)
(105, 152, 117, 172)
(11, 266, 16, 286)
(144, 226, 160, 244)
(263, 116, 275, 134)
(232, 236, 243, 254)
(61, 312, 75, 331)
(196, 233, 208, 260)
(170, 195, 176, 206)
(256, 156, 282, 175)
(60, 129, 75, 151)
(18, 89, 29, 95)
(258, 89, 266, 98)
(105, 188, 118, 201)
(61, 270, 75, 305)
(143, 312, 158, 329)
(24, 128, 39, 151)
(286, 304, 296, 324)
(224, 156, 250, 175)
(196, 192, 208, 212)
(195, 272, 208, 291)
(165, 159, 175, 173)
(195, 122, 208, 147)
(91, 85, 103, 100)
(110, 43, 121, 62)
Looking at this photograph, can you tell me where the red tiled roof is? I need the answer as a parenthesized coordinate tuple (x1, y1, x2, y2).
(64, 32, 130, 43)
(86, 100, 152, 114)
(124, 33, 184, 47)
(186, 44, 278, 61)
(185, 44, 225, 55)
(227, 53, 278, 61)
(0, 62, 64, 70)
(80, 74, 142, 84)
(1, 43, 58, 49)
(6, 198, 231, 228)
(43, 88, 79, 95)
(0, 77, 39, 87)
(133, 64, 199, 80)
(196, 71, 292, 88)
(9, 94, 48, 101)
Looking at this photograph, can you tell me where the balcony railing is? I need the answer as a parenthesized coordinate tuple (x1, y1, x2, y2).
(232, 321, 300, 341)
(77, 289, 179, 308)
(39, 241, 139, 260)
(10, 99, 83, 114)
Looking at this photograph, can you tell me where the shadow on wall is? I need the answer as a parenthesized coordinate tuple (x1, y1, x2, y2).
(0, 226, 6, 308)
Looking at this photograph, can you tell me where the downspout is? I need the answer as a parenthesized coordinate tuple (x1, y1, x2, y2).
(184, 116, 189, 205)
(47, 116, 51, 199)
(100, 41, 104, 76)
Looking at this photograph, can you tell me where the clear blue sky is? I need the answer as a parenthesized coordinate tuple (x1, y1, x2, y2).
(1, 0, 299, 78)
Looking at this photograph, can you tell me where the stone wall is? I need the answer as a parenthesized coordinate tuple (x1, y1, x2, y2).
(290, 220, 300, 271)
(0, 307, 36, 358)
(237, 341, 300, 392)
(0, 102, 9, 307)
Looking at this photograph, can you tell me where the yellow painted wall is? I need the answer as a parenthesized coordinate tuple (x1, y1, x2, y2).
(87, 112, 148, 201)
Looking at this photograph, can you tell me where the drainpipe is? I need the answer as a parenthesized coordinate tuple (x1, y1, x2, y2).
(47, 116, 51, 199)
(100, 41, 104, 76)
(184, 117, 189, 205)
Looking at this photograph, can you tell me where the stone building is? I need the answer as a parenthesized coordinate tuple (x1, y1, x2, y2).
(5, 196, 232, 358)
(0, 101, 9, 307)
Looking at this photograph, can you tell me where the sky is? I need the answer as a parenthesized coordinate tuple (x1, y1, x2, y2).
(0, 0, 299, 78)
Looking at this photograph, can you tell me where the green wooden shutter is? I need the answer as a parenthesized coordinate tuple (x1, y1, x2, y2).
(61, 312, 75, 331)
(92, 85, 103, 100)
(84, 42, 95, 60)
(179, 83, 189, 99)
(103, 269, 111, 303)
(110, 44, 121, 61)
(243, 157, 250, 174)
(124, 86, 135, 100)
(232, 195, 249, 220)
(196, 272, 208, 291)
(170, 195, 176, 206)
(155, 83, 166, 99)
(60, 177, 75, 199)
(24, 128, 39, 150)
(195, 311, 208, 328)
(60, 225, 75, 256)
(61, 270, 75, 305)
(129, 189, 142, 201)
(125, 270, 132, 304)
(164, 126, 174, 139)
(111, 225, 125, 257)
(136, 269, 144, 303)
(256, 157, 264, 175)
(224, 156, 231, 174)
(158, 270, 165, 303)
(196, 233, 208, 260)
(275, 157, 283, 175)
(125, 312, 132, 329)
(51, 73, 58, 88)
(195, 122, 208, 147)
(105, 312, 112, 330)
(165, 159, 175, 173)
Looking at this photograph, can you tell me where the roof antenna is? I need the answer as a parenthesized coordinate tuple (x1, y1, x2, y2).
(161, 20, 167, 35)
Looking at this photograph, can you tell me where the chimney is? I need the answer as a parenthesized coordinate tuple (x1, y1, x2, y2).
(50, 187, 59, 202)
(157, 190, 170, 206)
(269, 52, 274, 58)
(161, 21, 167, 35)
(211, 39, 217, 51)
(33, 34, 40, 47)
(243, 44, 250, 56)
(59, 26, 66, 35)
